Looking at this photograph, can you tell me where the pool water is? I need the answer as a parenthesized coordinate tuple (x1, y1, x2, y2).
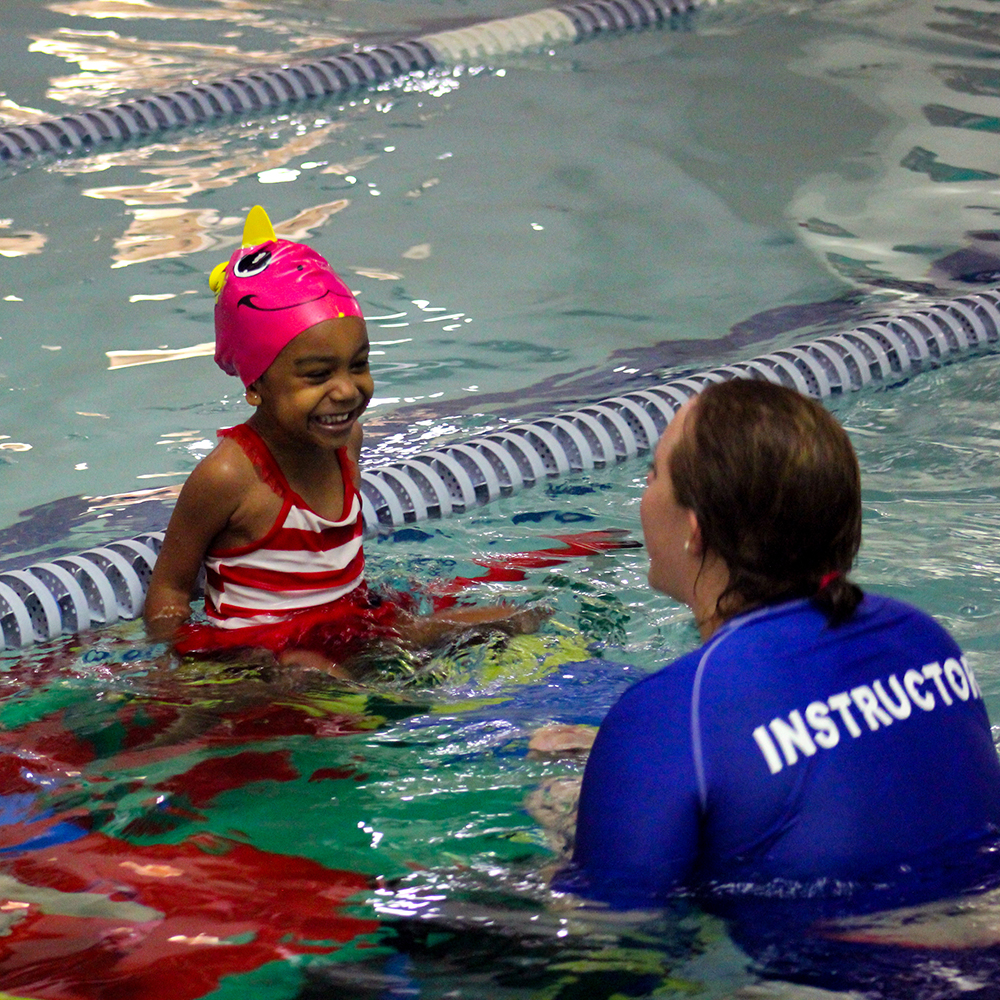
(2, 0, 1000, 997)
(0, 0, 935, 537)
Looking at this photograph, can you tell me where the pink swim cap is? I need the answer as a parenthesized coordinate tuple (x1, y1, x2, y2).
(212, 206, 363, 387)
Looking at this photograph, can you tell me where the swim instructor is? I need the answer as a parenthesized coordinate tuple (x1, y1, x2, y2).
(556, 378, 1000, 911)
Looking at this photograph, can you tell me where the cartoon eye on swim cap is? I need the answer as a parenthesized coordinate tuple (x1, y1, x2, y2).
(233, 247, 272, 278)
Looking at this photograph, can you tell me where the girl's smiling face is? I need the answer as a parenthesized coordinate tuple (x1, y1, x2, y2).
(250, 315, 373, 452)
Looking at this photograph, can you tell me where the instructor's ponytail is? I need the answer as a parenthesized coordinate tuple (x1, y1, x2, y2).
(812, 570, 864, 626)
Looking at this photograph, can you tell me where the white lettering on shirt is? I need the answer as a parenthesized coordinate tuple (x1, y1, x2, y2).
(753, 658, 982, 774)
(872, 676, 911, 719)
(962, 656, 983, 700)
(805, 701, 839, 749)
(850, 684, 894, 731)
(904, 668, 935, 711)
(922, 662, 952, 706)
(827, 692, 862, 737)
(944, 658, 970, 701)
(752, 725, 784, 775)
(768, 710, 818, 767)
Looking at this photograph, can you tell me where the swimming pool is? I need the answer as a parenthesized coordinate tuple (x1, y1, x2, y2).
(2, 0, 1000, 996)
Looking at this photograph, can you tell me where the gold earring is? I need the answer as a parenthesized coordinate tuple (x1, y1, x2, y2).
(684, 539, 691, 553)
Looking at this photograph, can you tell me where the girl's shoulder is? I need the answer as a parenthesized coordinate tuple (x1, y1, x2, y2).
(183, 432, 260, 504)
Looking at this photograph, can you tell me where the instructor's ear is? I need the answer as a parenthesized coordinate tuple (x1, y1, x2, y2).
(245, 384, 262, 407)
(685, 509, 705, 558)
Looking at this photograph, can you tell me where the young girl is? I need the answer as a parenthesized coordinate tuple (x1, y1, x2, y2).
(145, 206, 536, 672)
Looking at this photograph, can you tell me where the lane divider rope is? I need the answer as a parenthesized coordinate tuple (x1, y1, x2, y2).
(0, 0, 703, 162)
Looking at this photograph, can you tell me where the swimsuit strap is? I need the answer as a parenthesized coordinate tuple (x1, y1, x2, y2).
(218, 423, 291, 502)
(218, 423, 355, 519)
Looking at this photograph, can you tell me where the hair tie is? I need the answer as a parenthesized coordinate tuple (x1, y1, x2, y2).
(818, 570, 841, 592)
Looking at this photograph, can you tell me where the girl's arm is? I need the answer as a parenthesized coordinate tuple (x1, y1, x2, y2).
(396, 603, 550, 647)
(144, 448, 246, 641)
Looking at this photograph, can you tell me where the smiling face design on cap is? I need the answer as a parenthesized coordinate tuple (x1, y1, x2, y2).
(212, 206, 364, 388)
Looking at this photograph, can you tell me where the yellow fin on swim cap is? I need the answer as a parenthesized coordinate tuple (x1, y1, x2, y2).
(242, 205, 277, 248)
(209, 259, 228, 297)
(208, 206, 278, 299)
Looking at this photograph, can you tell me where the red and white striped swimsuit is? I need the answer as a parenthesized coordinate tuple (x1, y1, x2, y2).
(203, 423, 364, 629)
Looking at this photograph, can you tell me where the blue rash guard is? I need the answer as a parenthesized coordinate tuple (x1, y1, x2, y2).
(560, 594, 1000, 910)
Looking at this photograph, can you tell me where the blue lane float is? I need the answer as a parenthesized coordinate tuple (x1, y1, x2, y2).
(0, 0, 701, 164)
(0, 288, 997, 648)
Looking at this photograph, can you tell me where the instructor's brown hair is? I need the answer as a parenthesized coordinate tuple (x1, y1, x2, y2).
(669, 379, 863, 624)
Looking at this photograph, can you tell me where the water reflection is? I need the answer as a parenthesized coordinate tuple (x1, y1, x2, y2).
(791, 0, 1000, 292)
(45, 0, 352, 45)
(0, 221, 45, 257)
(106, 339, 215, 368)
(0, 97, 47, 125)
(49, 0, 301, 28)
(112, 207, 234, 264)
(76, 124, 348, 207)
(17, 0, 358, 127)
(32, 36, 352, 108)
(31, 31, 265, 106)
